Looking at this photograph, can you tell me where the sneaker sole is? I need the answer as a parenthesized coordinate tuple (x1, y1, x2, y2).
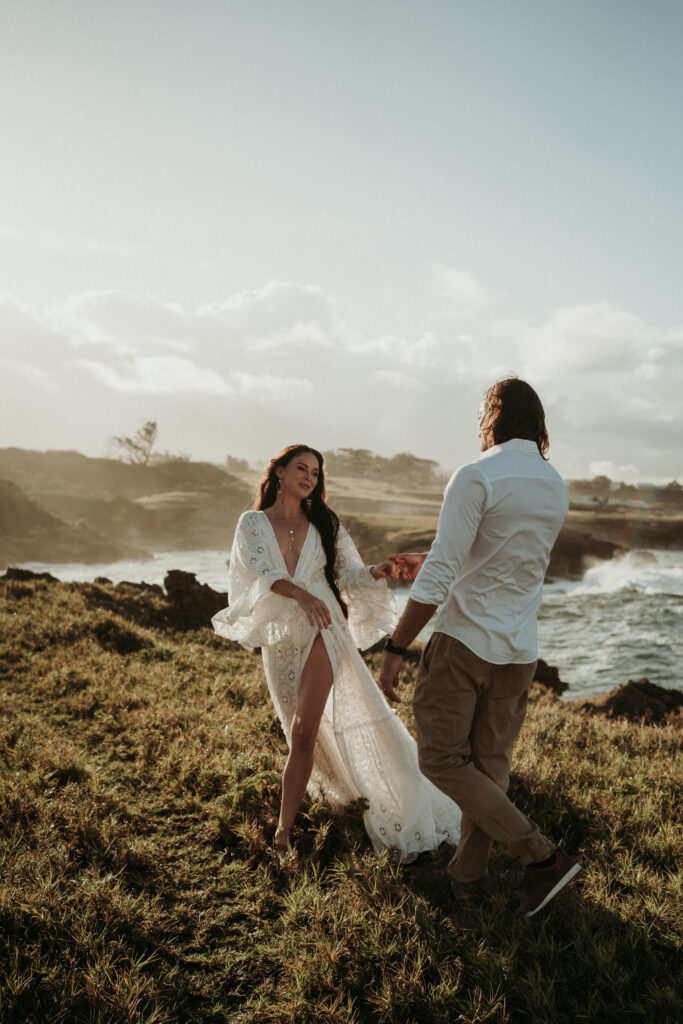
(526, 863, 581, 917)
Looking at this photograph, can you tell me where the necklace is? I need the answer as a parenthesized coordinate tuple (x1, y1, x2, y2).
(270, 507, 305, 552)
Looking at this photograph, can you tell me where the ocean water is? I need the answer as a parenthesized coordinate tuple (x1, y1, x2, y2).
(537, 551, 682, 698)
(13, 549, 233, 592)
(12, 548, 682, 700)
(394, 550, 682, 698)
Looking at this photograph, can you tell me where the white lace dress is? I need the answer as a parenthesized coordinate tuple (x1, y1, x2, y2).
(212, 509, 461, 861)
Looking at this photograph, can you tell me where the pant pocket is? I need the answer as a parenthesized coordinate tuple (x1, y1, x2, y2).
(488, 660, 536, 699)
(418, 634, 434, 673)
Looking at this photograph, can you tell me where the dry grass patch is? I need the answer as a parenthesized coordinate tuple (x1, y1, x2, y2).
(0, 579, 681, 1023)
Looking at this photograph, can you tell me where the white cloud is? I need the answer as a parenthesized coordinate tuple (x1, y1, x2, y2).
(355, 331, 476, 371)
(1, 283, 681, 482)
(73, 354, 312, 401)
(245, 321, 334, 354)
(199, 282, 342, 349)
(520, 303, 657, 377)
(0, 291, 65, 370)
(231, 371, 313, 399)
(431, 263, 493, 314)
(76, 356, 229, 395)
(51, 291, 192, 350)
(512, 302, 683, 480)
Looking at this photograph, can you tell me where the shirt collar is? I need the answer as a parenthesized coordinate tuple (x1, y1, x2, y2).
(479, 438, 541, 459)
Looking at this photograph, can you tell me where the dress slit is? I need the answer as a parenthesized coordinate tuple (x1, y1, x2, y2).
(298, 632, 334, 699)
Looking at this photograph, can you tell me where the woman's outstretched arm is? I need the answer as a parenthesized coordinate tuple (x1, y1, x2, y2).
(369, 559, 397, 580)
(386, 552, 429, 580)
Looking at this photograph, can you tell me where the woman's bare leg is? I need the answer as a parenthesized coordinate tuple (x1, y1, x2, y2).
(277, 633, 334, 834)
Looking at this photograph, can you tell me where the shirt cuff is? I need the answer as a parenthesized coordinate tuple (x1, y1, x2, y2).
(409, 583, 443, 607)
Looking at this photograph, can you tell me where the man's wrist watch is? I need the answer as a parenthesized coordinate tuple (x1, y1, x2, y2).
(385, 637, 408, 657)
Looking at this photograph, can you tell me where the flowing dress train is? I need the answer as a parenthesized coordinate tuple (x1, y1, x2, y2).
(212, 510, 461, 860)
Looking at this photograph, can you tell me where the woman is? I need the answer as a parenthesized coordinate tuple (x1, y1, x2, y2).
(212, 444, 460, 861)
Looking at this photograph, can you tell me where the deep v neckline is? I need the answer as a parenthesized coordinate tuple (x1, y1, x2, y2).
(260, 510, 312, 577)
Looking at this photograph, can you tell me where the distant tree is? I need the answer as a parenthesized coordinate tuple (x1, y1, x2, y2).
(566, 478, 590, 496)
(662, 479, 683, 507)
(324, 447, 448, 485)
(385, 452, 442, 487)
(110, 420, 158, 466)
(324, 448, 382, 478)
(225, 455, 250, 473)
(590, 474, 612, 506)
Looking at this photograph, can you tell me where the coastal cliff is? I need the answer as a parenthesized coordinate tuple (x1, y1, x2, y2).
(0, 449, 251, 567)
(0, 479, 148, 566)
(1, 447, 681, 576)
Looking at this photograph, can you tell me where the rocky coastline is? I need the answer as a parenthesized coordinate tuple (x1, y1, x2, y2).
(343, 510, 682, 582)
(2, 448, 682, 577)
(3, 567, 680, 725)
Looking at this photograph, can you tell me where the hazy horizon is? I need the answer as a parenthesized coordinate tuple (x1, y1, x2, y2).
(1, 1, 681, 484)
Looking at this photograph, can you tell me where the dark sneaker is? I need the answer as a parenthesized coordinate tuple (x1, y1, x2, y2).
(519, 849, 581, 917)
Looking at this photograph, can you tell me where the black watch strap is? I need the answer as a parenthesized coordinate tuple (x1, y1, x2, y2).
(385, 637, 408, 657)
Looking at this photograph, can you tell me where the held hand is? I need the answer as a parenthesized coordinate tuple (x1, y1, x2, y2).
(370, 559, 397, 580)
(296, 590, 332, 630)
(379, 652, 403, 704)
(387, 552, 428, 581)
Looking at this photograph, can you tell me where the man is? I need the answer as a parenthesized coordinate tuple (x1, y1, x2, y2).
(380, 376, 580, 917)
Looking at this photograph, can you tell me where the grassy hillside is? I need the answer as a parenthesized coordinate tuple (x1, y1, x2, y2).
(0, 449, 233, 501)
(0, 578, 680, 1023)
(0, 479, 149, 567)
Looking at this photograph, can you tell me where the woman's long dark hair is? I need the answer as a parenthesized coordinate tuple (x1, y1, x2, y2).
(255, 444, 348, 618)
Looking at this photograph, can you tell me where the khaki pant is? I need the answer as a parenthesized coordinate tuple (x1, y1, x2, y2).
(413, 632, 553, 883)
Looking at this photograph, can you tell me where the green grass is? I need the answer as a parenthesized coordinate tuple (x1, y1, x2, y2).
(0, 578, 681, 1023)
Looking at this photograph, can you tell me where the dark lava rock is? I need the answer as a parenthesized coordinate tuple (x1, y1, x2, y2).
(547, 529, 622, 580)
(533, 658, 568, 695)
(79, 573, 227, 633)
(579, 678, 683, 725)
(163, 570, 227, 630)
(528, 659, 568, 701)
(3, 566, 59, 583)
(119, 580, 165, 597)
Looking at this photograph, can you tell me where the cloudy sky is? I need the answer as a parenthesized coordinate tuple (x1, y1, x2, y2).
(1, 0, 681, 482)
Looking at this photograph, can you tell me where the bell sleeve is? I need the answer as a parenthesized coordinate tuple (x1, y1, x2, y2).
(211, 511, 296, 651)
(335, 523, 398, 651)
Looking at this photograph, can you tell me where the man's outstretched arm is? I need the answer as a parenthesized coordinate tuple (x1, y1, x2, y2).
(379, 467, 487, 702)
(379, 597, 436, 703)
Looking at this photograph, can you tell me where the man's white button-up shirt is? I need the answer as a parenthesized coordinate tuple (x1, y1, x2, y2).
(410, 438, 569, 665)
